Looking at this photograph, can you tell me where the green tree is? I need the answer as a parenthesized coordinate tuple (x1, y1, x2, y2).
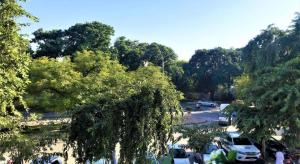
(178, 124, 224, 152)
(114, 36, 148, 70)
(233, 14, 300, 157)
(64, 22, 114, 55)
(165, 60, 187, 91)
(233, 56, 300, 155)
(187, 48, 242, 99)
(0, 0, 38, 162)
(25, 57, 82, 112)
(31, 29, 65, 58)
(242, 25, 285, 72)
(242, 13, 300, 73)
(26, 50, 126, 112)
(67, 66, 183, 163)
(143, 43, 177, 72)
(31, 22, 114, 58)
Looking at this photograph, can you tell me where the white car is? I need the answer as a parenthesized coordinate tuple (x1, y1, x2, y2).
(195, 101, 217, 108)
(220, 132, 261, 162)
(86, 159, 111, 164)
(168, 144, 190, 164)
(30, 156, 62, 164)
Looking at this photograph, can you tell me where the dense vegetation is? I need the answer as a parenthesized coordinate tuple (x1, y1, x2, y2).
(0, 0, 299, 163)
(232, 14, 300, 156)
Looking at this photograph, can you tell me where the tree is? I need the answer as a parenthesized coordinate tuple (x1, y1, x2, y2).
(187, 48, 242, 99)
(31, 22, 114, 58)
(143, 43, 177, 72)
(242, 25, 285, 72)
(242, 13, 300, 73)
(25, 57, 82, 112)
(64, 22, 114, 55)
(165, 61, 187, 91)
(31, 29, 65, 58)
(67, 66, 183, 163)
(114, 36, 148, 70)
(233, 14, 300, 157)
(26, 50, 126, 112)
(0, 0, 38, 162)
(177, 124, 224, 152)
(233, 56, 300, 156)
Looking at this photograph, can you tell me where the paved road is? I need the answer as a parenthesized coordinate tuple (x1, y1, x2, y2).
(181, 101, 220, 124)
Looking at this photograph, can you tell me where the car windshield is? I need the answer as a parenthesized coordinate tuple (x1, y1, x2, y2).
(170, 149, 187, 158)
(233, 138, 252, 145)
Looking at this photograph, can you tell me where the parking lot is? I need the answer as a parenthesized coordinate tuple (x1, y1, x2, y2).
(181, 101, 220, 125)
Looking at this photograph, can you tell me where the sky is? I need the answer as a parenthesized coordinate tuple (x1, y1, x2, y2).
(21, 0, 300, 61)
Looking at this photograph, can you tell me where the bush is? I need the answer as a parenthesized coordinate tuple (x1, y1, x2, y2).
(226, 150, 237, 163)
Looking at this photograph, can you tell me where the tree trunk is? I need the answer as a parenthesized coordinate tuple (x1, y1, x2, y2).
(261, 139, 267, 159)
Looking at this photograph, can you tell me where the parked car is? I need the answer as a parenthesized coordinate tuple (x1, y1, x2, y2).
(196, 101, 217, 108)
(30, 156, 62, 164)
(218, 104, 236, 125)
(201, 143, 226, 164)
(253, 137, 290, 159)
(168, 144, 190, 164)
(220, 132, 261, 162)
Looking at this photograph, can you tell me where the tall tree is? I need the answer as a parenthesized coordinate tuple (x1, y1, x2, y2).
(234, 14, 300, 157)
(165, 60, 187, 91)
(242, 25, 285, 72)
(67, 66, 183, 163)
(0, 0, 38, 162)
(233, 56, 300, 155)
(64, 22, 114, 55)
(143, 43, 177, 72)
(25, 57, 82, 112)
(31, 22, 114, 58)
(31, 29, 65, 58)
(187, 48, 242, 99)
(114, 36, 148, 70)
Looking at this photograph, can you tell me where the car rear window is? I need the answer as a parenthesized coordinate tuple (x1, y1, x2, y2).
(233, 138, 252, 145)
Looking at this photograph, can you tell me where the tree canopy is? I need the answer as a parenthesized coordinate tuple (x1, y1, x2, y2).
(185, 48, 242, 99)
(232, 14, 300, 154)
(66, 62, 183, 163)
(0, 0, 40, 162)
(31, 22, 114, 58)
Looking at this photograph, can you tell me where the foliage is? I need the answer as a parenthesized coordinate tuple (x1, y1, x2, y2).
(242, 13, 300, 73)
(67, 65, 183, 163)
(114, 36, 148, 70)
(165, 61, 187, 91)
(143, 42, 177, 71)
(234, 15, 300, 154)
(209, 149, 227, 164)
(186, 48, 242, 98)
(177, 124, 225, 152)
(226, 150, 237, 163)
(242, 25, 285, 72)
(25, 57, 81, 112)
(0, 0, 35, 114)
(0, 122, 67, 163)
(0, 0, 41, 162)
(32, 22, 114, 58)
(234, 56, 300, 148)
(26, 50, 127, 112)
